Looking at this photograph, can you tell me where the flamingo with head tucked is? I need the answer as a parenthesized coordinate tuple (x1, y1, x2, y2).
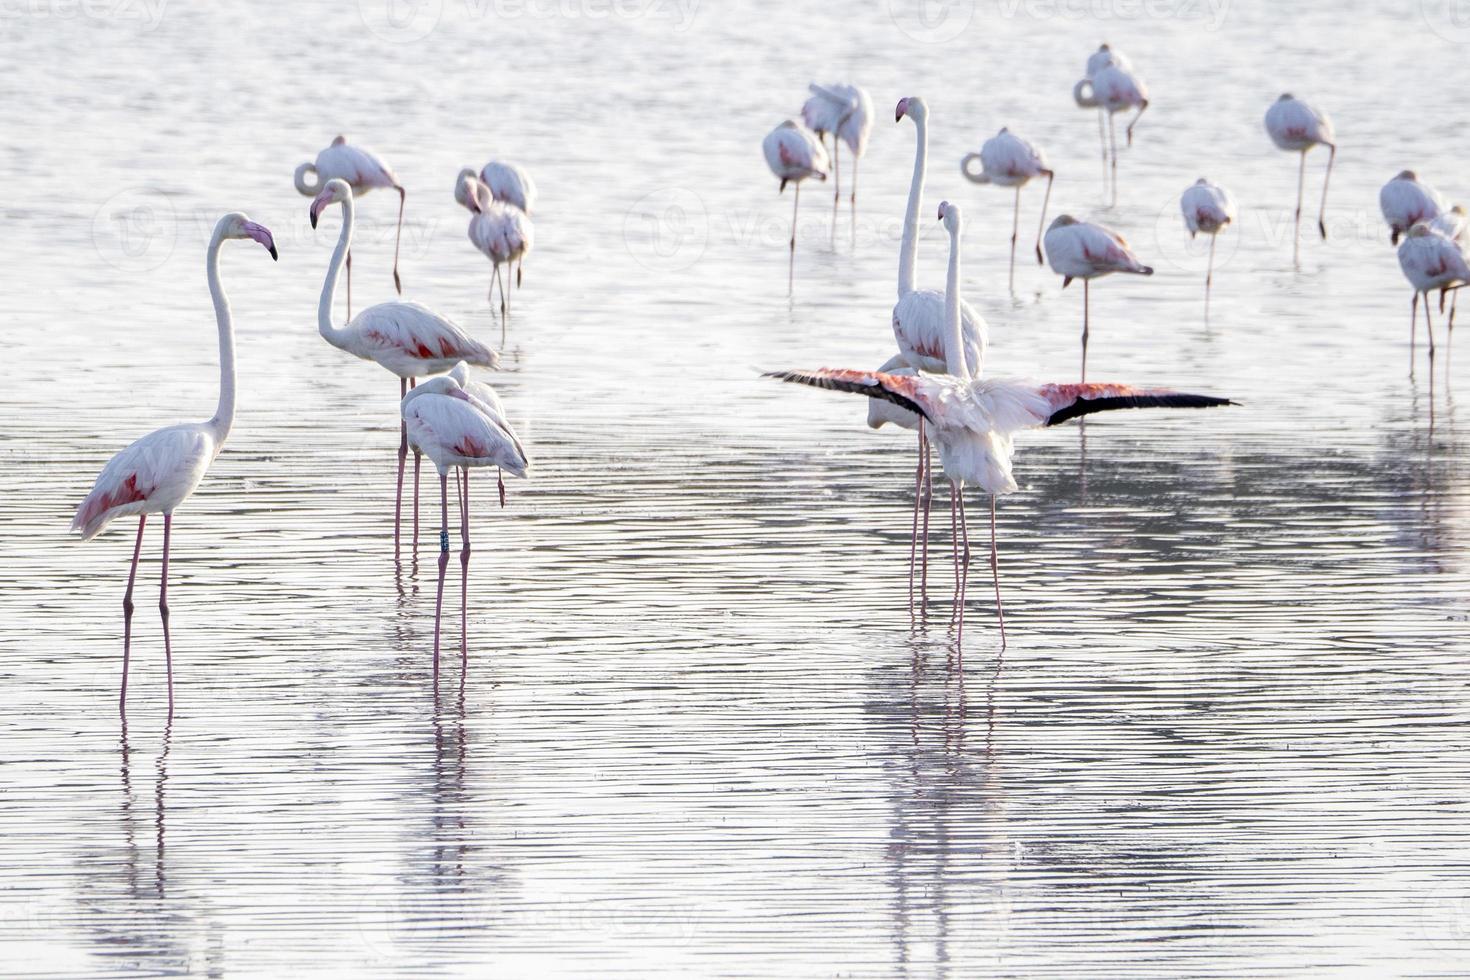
(1044, 215, 1154, 380)
(294, 135, 405, 316)
(1380, 171, 1443, 246)
(762, 119, 829, 291)
(768, 201, 1233, 645)
(1073, 58, 1148, 206)
(1180, 178, 1237, 307)
(1264, 94, 1336, 265)
(802, 82, 873, 241)
(960, 127, 1054, 291)
(72, 212, 277, 714)
(309, 178, 500, 556)
(1398, 222, 1470, 371)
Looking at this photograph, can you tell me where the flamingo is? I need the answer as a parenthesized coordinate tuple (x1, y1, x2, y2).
(294, 135, 405, 317)
(801, 83, 873, 240)
(471, 160, 536, 289)
(1380, 171, 1443, 246)
(762, 119, 829, 291)
(1180, 178, 1237, 307)
(959, 127, 1054, 292)
(893, 95, 987, 608)
(1398, 221, 1470, 369)
(1077, 44, 1132, 189)
(71, 212, 277, 714)
(457, 171, 533, 340)
(401, 374, 527, 670)
(1073, 59, 1148, 207)
(309, 178, 500, 555)
(767, 201, 1233, 644)
(1432, 204, 1468, 329)
(1043, 215, 1154, 380)
(1264, 94, 1336, 265)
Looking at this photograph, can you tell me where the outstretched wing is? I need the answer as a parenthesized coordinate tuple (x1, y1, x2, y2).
(764, 368, 939, 422)
(1036, 382, 1234, 426)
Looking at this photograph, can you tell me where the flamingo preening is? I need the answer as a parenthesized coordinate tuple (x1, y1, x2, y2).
(401, 373, 527, 671)
(457, 171, 533, 341)
(1264, 94, 1336, 265)
(801, 82, 873, 241)
(768, 201, 1233, 645)
(1397, 221, 1470, 371)
(762, 119, 829, 291)
(1043, 215, 1154, 380)
(1073, 49, 1148, 206)
(456, 161, 536, 290)
(309, 178, 500, 556)
(890, 95, 987, 608)
(1380, 171, 1443, 246)
(295, 135, 405, 317)
(1180, 178, 1237, 308)
(71, 212, 278, 714)
(960, 127, 1054, 292)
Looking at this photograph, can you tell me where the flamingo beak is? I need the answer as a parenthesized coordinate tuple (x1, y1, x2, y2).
(241, 221, 278, 260)
(895, 98, 909, 122)
(309, 191, 331, 229)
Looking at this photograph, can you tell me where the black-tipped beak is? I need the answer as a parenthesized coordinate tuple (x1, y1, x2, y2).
(269, 244, 279, 261)
(309, 209, 318, 230)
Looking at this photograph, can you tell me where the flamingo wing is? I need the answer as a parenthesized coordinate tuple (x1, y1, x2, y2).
(350, 302, 498, 367)
(72, 425, 214, 539)
(480, 161, 536, 214)
(406, 394, 527, 475)
(318, 142, 399, 190)
(1034, 382, 1234, 426)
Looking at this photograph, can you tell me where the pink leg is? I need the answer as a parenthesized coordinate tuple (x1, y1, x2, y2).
(909, 420, 926, 613)
(497, 469, 506, 508)
(1411, 292, 1419, 377)
(395, 377, 408, 555)
(433, 471, 449, 679)
(459, 468, 470, 668)
(990, 495, 1006, 649)
(948, 485, 960, 628)
(920, 437, 933, 611)
(346, 250, 353, 321)
(1082, 280, 1091, 382)
(956, 486, 971, 645)
(120, 515, 147, 714)
(160, 512, 174, 719)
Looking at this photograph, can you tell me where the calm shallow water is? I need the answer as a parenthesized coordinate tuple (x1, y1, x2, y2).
(4, 1, 1470, 975)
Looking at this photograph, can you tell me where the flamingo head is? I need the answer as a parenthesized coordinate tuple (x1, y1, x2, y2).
(895, 96, 925, 123)
(217, 212, 278, 260)
(1395, 169, 1418, 182)
(455, 168, 481, 212)
(1277, 93, 1294, 102)
(331, 134, 348, 146)
(309, 178, 353, 228)
(937, 200, 962, 234)
(1047, 214, 1080, 232)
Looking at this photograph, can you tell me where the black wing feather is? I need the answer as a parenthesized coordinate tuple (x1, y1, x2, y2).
(1045, 393, 1235, 427)
(763, 370, 933, 422)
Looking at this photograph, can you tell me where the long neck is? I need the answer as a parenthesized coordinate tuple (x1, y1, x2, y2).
(943, 225, 970, 381)
(206, 230, 236, 442)
(293, 162, 320, 196)
(898, 112, 927, 298)
(318, 197, 354, 343)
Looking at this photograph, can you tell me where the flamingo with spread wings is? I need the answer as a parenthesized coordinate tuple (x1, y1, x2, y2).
(294, 135, 405, 316)
(768, 201, 1233, 645)
(72, 212, 278, 714)
(309, 178, 500, 555)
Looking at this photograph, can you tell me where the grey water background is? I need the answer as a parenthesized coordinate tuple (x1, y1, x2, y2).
(3, 0, 1470, 975)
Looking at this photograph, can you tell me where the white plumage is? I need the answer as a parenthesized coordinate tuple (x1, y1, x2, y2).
(1397, 223, 1470, 295)
(1265, 94, 1333, 151)
(961, 128, 1049, 187)
(1085, 42, 1132, 78)
(402, 382, 528, 479)
(295, 135, 406, 299)
(1043, 215, 1153, 281)
(802, 83, 873, 157)
(460, 172, 534, 324)
(762, 120, 828, 184)
(73, 425, 216, 541)
(480, 160, 537, 215)
(1380, 171, 1443, 245)
(1181, 178, 1236, 236)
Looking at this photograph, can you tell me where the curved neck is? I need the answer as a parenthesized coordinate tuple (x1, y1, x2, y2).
(318, 197, 354, 343)
(943, 225, 969, 381)
(294, 162, 320, 196)
(206, 229, 236, 443)
(899, 112, 927, 298)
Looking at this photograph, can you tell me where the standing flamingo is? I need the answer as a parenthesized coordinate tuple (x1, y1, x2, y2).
(893, 95, 987, 607)
(457, 172, 533, 341)
(767, 201, 1232, 644)
(1043, 215, 1154, 381)
(294, 135, 405, 316)
(762, 119, 829, 291)
(960, 127, 1054, 292)
(801, 83, 873, 241)
(1432, 204, 1468, 330)
(477, 160, 536, 288)
(309, 178, 500, 555)
(1077, 44, 1132, 189)
(1264, 94, 1336, 265)
(72, 212, 277, 713)
(401, 375, 527, 671)
(1398, 221, 1470, 370)
(1180, 178, 1237, 308)
(1380, 171, 1443, 246)
(1073, 60, 1148, 207)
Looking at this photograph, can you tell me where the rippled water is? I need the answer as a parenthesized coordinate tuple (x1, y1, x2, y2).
(5, 1, 1470, 975)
